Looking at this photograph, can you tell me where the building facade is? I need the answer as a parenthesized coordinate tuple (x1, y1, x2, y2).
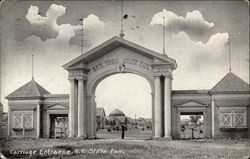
(5, 36, 250, 139)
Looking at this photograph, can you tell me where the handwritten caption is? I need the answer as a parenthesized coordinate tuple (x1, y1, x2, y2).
(9, 148, 125, 157)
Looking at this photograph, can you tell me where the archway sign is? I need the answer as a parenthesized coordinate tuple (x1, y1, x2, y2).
(63, 36, 177, 139)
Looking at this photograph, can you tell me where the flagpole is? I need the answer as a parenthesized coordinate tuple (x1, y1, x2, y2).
(119, 0, 125, 38)
(163, 16, 166, 55)
(32, 54, 34, 80)
(228, 37, 231, 72)
(80, 18, 84, 55)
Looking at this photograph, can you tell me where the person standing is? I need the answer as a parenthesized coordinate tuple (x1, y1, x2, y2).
(121, 124, 125, 139)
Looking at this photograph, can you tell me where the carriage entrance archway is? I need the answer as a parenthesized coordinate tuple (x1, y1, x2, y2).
(63, 36, 177, 139)
(95, 73, 152, 139)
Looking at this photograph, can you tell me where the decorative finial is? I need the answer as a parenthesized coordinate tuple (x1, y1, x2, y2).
(32, 54, 34, 80)
(162, 16, 166, 55)
(119, 0, 125, 38)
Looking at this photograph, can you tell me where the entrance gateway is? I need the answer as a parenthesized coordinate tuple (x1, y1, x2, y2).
(5, 35, 250, 139)
(62, 36, 177, 138)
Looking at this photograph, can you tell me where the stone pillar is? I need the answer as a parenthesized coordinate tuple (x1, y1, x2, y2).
(211, 100, 215, 138)
(164, 76, 172, 138)
(152, 60, 177, 139)
(77, 79, 86, 138)
(7, 105, 11, 137)
(203, 111, 207, 138)
(93, 100, 97, 137)
(86, 95, 91, 138)
(154, 76, 163, 137)
(177, 111, 181, 138)
(151, 92, 155, 137)
(69, 79, 77, 137)
(89, 95, 96, 139)
(37, 104, 40, 138)
(74, 80, 78, 135)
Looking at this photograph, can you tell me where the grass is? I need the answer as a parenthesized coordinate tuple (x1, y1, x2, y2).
(0, 129, 249, 159)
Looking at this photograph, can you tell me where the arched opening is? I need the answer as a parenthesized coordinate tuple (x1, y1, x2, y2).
(94, 73, 152, 139)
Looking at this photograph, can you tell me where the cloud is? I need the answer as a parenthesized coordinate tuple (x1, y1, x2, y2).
(23, 3, 112, 54)
(26, 5, 47, 25)
(82, 14, 105, 30)
(25, 4, 107, 47)
(163, 31, 230, 89)
(166, 31, 229, 64)
(149, 9, 232, 88)
(150, 9, 215, 42)
(26, 4, 81, 41)
(70, 14, 107, 48)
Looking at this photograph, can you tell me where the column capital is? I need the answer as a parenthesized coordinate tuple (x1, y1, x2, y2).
(152, 64, 173, 77)
(164, 73, 173, 80)
(154, 74, 162, 77)
(68, 70, 88, 80)
(75, 75, 87, 81)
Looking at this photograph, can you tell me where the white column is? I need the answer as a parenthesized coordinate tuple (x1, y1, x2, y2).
(211, 100, 215, 138)
(69, 79, 76, 137)
(89, 95, 96, 139)
(177, 111, 181, 138)
(151, 92, 155, 137)
(94, 100, 97, 137)
(46, 113, 50, 137)
(203, 111, 207, 138)
(37, 104, 40, 138)
(7, 105, 11, 137)
(154, 76, 162, 137)
(77, 79, 86, 137)
(164, 77, 172, 138)
(86, 95, 91, 138)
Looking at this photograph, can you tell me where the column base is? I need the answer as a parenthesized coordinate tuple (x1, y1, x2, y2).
(152, 136, 163, 140)
(67, 136, 76, 139)
(152, 136, 172, 140)
(87, 136, 97, 139)
(163, 136, 172, 140)
(68, 134, 77, 138)
(76, 135, 87, 140)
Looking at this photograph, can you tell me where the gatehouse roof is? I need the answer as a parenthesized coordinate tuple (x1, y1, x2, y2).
(6, 79, 50, 99)
(63, 36, 177, 69)
(210, 72, 249, 93)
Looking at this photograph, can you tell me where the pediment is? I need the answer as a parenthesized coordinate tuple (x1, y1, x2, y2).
(44, 103, 68, 110)
(70, 62, 87, 69)
(63, 36, 177, 70)
(176, 100, 207, 107)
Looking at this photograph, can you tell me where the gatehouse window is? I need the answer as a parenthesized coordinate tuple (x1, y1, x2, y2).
(219, 107, 247, 128)
(12, 111, 33, 129)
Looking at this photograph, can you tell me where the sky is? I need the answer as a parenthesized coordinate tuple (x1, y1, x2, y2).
(0, 1, 249, 118)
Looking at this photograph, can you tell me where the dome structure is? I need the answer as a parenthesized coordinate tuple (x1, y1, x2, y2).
(109, 109, 125, 117)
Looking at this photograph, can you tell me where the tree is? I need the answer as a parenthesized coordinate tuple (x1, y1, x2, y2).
(189, 115, 201, 124)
